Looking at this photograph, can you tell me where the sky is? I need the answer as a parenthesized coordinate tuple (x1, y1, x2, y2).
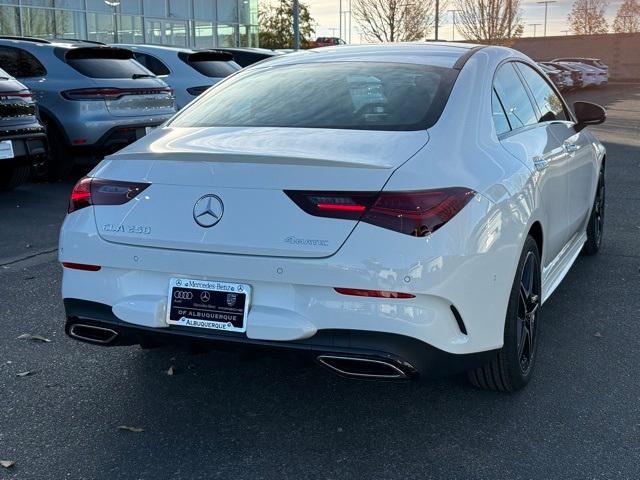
(307, 0, 625, 41)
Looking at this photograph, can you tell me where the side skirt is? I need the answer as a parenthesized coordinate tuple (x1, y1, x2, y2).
(541, 231, 587, 303)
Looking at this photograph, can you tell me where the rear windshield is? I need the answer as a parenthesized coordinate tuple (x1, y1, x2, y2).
(64, 48, 152, 79)
(170, 62, 456, 131)
(180, 51, 240, 78)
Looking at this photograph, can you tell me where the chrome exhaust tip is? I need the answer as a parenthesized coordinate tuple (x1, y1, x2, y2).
(316, 355, 410, 380)
(69, 324, 118, 344)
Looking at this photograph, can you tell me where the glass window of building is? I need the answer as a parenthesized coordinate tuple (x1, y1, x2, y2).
(55, 9, 87, 38)
(117, 15, 143, 43)
(120, 0, 141, 14)
(168, 0, 190, 18)
(217, 24, 237, 47)
(194, 0, 214, 19)
(22, 8, 56, 39)
(144, 18, 162, 43)
(217, 0, 238, 23)
(22, 0, 55, 7)
(55, 0, 85, 9)
(0, 6, 21, 36)
(164, 20, 188, 46)
(143, 0, 165, 17)
(87, 12, 115, 43)
(194, 22, 215, 48)
(86, 0, 112, 12)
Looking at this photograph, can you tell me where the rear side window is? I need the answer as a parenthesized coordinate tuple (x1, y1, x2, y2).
(133, 52, 170, 76)
(170, 62, 458, 131)
(63, 47, 152, 79)
(178, 51, 240, 78)
(492, 89, 511, 135)
(0, 46, 46, 78)
(515, 63, 568, 122)
(493, 63, 537, 130)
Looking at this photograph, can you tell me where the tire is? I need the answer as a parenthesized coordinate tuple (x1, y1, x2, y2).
(582, 171, 605, 256)
(42, 123, 75, 181)
(0, 165, 31, 191)
(468, 235, 542, 392)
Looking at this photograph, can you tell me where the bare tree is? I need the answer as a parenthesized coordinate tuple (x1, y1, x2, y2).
(613, 0, 640, 32)
(568, 0, 609, 35)
(352, 0, 446, 43)
(456, 0, 524, 44)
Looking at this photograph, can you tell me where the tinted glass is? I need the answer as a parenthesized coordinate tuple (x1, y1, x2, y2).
(0, 46, 46, 77)
(171, 62, 456, 131)
(133, 52, 170, 75)
(492, 89, 511, 135)
(493, 63, 537, 130)
(186, 59, 240, 78)
(516, 63, 567, 122)
(67, 56, 150, 78)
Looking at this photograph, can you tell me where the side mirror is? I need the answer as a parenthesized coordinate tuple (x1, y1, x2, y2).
(573, 101, 606, 131)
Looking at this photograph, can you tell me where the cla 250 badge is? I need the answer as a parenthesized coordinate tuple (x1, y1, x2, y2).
(103, 224, 151, 235)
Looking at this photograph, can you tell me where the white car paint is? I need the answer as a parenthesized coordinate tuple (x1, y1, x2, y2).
(59, 43, 605, 379)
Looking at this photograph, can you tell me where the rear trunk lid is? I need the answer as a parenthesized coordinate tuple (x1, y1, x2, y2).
(92, 126, 429, 258)
(62, 46, 176, 117)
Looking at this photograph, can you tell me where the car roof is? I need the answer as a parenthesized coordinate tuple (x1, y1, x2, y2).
(114, 44, 200, 54)
(0, 36, 106, 49)
(261, 42, 487, 69)
(215, 47, 280, 54)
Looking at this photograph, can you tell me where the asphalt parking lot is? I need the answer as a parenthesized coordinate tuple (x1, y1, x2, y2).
(1, 84, 639, 480)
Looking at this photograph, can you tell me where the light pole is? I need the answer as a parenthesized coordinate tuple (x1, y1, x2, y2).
(529, 23, 542, 37)
(434, 0, 440, 40)
(536, 1, 557, 37)
(293, 0, 300, 49)
(448, 9, 461, 41)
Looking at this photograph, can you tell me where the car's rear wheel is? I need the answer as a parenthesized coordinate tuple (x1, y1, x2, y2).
(0, 165, 30, 191)
(41, 123, 75, 181)
(582, 170, 605, 255)
(468, 235, 541, 392)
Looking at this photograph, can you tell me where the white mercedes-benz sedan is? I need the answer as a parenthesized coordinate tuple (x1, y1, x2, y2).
(59, 43, 606, 391)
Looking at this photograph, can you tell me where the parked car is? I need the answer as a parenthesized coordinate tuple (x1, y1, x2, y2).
(0, 36, 176, 179)
(0, 66, 47, 190)
(60, 43, 607, 392)
(541, 62, 582, 89)
(553, 57, 608, 77)
(558, 62, 605, 87)
(115, 44, 241, 109)
(213, 47, 283, 68)
(537, 63, 566, 90)
(313, 37, 346, 47)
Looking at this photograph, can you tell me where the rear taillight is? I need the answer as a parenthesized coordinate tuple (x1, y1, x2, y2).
(0, 90, 33, 100)
(187, 85, 211, 96)
(62, 87, 172, 101)
(68, 177, 150, 213)
(285, 188, 475, 237)
(334, 288, 415, 299)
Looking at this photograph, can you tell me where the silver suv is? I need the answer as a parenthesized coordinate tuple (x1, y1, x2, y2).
(0, 37, 177, 179)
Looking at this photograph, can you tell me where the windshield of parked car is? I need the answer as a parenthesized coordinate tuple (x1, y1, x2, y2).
(170, 62, 456, 131)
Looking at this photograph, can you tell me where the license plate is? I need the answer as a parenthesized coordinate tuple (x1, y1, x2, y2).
(0, 140, 14, 160)
(166, 278, 250, 333)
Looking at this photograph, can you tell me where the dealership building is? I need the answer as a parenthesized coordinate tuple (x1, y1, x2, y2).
(0, 0, 258, 48)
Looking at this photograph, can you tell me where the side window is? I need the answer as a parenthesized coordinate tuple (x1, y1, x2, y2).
(492, 88, 511, 135)
(133, 52, 170, 76)
(515, 63, 568, 122)
(493, 63, 537, 130)
(0, 46, 46, 78)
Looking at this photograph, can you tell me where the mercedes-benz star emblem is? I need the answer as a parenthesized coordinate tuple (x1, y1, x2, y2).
(193, 194, 224, 228)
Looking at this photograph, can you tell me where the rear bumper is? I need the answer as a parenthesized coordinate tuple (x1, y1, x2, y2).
(70, 123, 164, 162)
(64, 298, 497, 379)
(0, 128, 48, 169)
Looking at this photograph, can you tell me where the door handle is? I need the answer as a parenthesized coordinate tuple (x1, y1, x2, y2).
(533, 156, 549, 171)
(564, 143, 578, 153)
